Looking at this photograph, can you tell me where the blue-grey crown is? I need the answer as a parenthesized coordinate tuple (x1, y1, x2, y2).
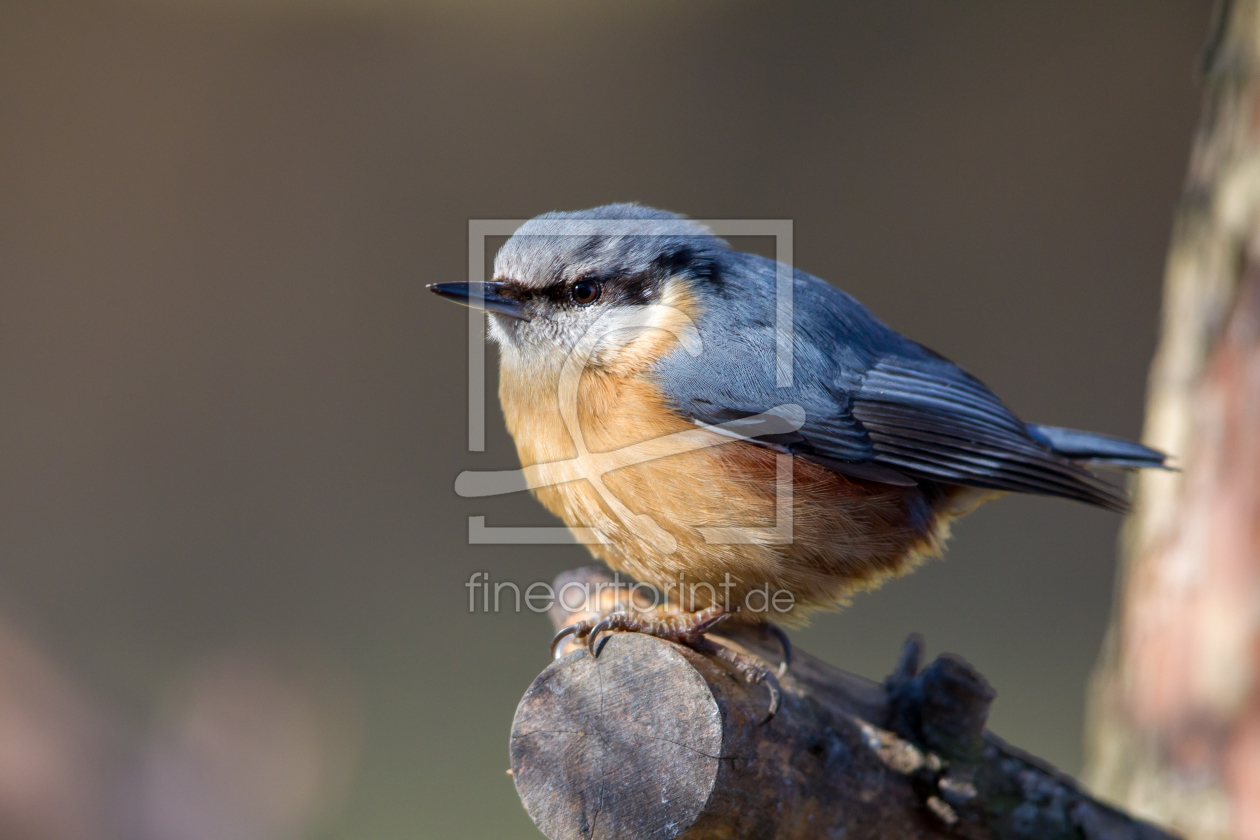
(493, 204, 727, 291)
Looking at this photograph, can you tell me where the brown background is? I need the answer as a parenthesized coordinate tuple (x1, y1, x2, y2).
(0, 2, 1213, 838)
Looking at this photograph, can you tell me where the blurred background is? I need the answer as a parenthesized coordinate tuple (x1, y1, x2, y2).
(0, 1, 1215, 838)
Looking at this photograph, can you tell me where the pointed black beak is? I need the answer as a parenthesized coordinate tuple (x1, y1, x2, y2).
(427, 281, 530, 321)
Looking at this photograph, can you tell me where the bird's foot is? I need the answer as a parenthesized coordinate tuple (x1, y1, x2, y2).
(550, 603, 731, 659)
(550, 604, 785, 722)
(708, 643, 783, 724)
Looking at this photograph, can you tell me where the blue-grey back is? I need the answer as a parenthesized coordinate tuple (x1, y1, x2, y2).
(651, 249, 1132, 508)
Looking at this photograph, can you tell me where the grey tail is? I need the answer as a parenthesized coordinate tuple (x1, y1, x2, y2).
(1025, 424, 1171, 470)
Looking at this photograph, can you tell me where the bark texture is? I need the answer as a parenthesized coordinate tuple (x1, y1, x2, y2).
(1086, 3, 1260, 838)
(510, 568, 1178, 840)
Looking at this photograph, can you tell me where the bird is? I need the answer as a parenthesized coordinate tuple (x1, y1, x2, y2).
(430, 203, 1167, 710)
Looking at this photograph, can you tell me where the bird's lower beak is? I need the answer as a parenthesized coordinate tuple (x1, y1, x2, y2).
(427, 281, 530, 321)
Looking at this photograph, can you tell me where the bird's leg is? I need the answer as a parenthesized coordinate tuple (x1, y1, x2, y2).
(550, 603, 786, 722)
(549, 603, 730, 659)
(703, 641, 783, 724)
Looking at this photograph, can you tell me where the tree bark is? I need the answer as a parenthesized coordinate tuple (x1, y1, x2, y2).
(510, 568, 1178, 840)
(1086, 2, 1260, 839)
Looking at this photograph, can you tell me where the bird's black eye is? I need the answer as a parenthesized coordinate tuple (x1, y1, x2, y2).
(570, 278, 601, 306)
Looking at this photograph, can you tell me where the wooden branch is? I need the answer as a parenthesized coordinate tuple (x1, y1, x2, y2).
(509, 568, 1179, 840)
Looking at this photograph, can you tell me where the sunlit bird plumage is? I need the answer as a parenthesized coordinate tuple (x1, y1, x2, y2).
(431, 204, 1167, 700)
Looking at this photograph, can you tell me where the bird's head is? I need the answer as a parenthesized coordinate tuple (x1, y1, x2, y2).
(430, 204, 724, 373)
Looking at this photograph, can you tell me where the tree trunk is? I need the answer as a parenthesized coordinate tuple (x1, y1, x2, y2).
(1086, 3, 1260, 839)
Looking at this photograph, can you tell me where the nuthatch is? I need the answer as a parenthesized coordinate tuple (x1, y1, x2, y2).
(431, 204, 1167, 699)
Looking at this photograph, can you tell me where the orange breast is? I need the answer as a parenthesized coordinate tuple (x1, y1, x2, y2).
(494, 282, 964, 619)
(500, 356, 962, 619)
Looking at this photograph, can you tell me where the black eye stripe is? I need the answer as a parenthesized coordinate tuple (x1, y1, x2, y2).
(529, 274, 659, 306)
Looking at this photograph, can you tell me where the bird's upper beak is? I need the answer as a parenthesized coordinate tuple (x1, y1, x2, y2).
(427, 281, 530, 321)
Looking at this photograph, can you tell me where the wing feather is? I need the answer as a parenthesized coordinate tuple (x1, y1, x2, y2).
(651, 255, 1134, 510)
(853, 363, 1129, 511)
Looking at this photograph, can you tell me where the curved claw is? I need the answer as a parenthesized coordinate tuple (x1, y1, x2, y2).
(708, 638, 783, 724)
(549, 623, 583, 660)
(691, 610, 731, 637)
(587, 616, 615, 657)
(765, 623, 792, 677)
(759, 671, 782, 725)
